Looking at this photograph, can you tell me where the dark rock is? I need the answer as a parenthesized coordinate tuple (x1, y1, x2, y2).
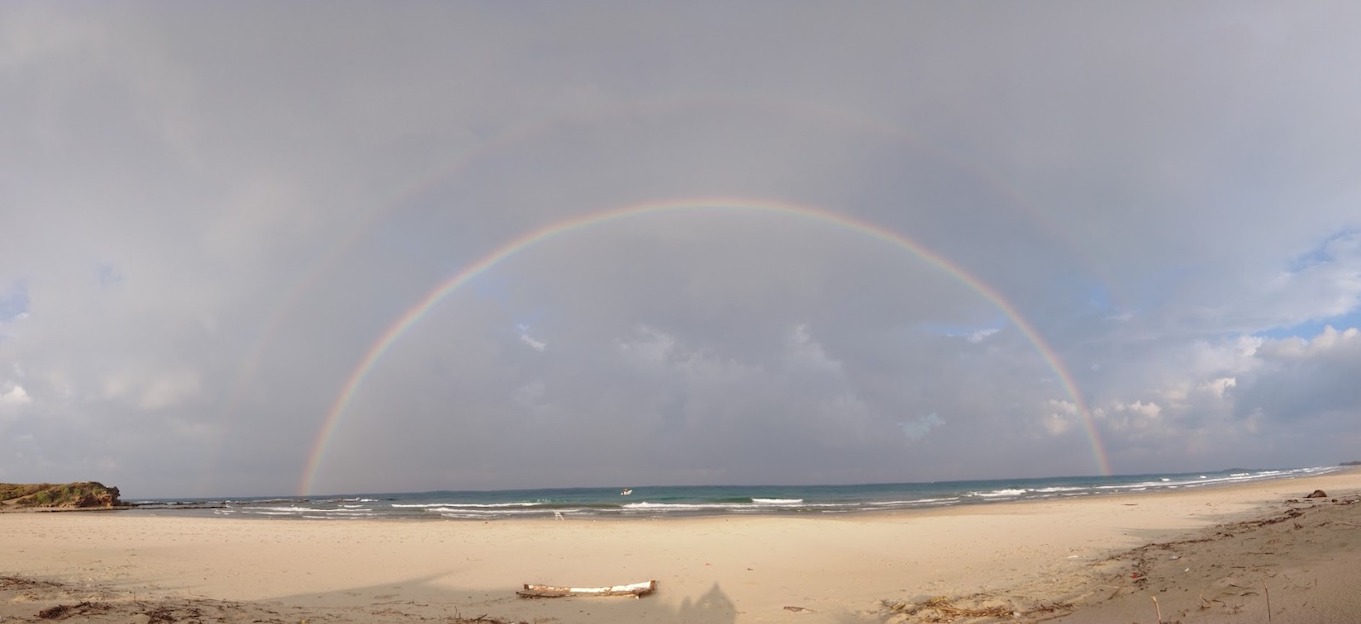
(1305, 489, 1328, 498)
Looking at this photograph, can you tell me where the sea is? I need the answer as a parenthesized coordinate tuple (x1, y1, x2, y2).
(129, 465, 1343, 521)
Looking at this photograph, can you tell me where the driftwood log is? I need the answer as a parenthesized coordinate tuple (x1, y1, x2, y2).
(517, 580, 657, 598)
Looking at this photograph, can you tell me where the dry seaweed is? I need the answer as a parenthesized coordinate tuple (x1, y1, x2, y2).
(880, 596, 1017, 622)
(450, 614, 528, 624)
(37, 601, 111, 620)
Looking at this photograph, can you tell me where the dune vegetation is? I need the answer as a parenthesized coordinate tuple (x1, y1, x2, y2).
(0, 482, 123, 510)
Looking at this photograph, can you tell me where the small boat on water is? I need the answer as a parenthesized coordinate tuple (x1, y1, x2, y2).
(620, 488, 633, 496)
(518, 580, 657, 598)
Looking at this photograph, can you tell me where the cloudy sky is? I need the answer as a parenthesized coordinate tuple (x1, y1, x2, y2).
(3, 3, 1361, 497)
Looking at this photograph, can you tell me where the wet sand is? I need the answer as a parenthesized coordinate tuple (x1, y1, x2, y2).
(3, 468, 1357, 623)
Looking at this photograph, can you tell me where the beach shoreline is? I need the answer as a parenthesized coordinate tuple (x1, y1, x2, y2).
(3, 468, 1358, 623)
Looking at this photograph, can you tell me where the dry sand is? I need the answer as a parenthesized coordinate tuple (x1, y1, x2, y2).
(2, 469, 1358, 623)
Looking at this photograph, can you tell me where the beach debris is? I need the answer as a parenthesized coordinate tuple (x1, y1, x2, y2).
(783, 605, 813, 612)
(517, 580, 657, 598)
(880, 593, 1076, 620)
(2, 575, 62, 590)
(879, 596, 1015, 620)
(37, 601, 111, 619)
(1305, 489, 1328, 498)
(452, 614, 527, 624)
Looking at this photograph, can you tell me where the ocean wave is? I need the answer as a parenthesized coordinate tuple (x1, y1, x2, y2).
(868, 497, 959, 506)
(390, 501, 541, 508)
(403, 505, 549, 515)
(623, 501, 730, 510)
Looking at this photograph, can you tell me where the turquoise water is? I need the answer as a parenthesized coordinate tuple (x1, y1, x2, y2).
(132, 465, 1340, 520)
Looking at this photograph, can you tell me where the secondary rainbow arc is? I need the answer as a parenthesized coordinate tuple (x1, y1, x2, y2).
(299, 197, 1110, 495)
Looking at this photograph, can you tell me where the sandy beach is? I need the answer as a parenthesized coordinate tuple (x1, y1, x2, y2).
(3, 469, 1358, 623)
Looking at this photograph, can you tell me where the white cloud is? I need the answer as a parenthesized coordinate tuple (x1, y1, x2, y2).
(783, 324, 843, 374)
(1201, 377, 1237, 400)
(615, 326, 679, 369)
(1249, 233, 1361, 326)
(0, 384, 32, 407)
(965, 328, 1000, 344)
(898, 413, 944, 441)
(519, 333, 547, 352)
(614, 325, 760, 383)
(1042, 399, 1078, 436)
(102, 370, 202, 411)
(1100, 400, 1164, 434)
(1259, 325, 1360, 360)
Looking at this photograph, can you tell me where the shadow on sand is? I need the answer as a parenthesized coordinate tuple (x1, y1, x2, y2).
(256, 575, 740, 623)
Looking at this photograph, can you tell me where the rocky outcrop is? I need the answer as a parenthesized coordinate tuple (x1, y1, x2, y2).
(0, 482, 124, 510)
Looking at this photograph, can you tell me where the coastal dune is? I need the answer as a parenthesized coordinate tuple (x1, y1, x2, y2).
(2, 469, 1358, 623)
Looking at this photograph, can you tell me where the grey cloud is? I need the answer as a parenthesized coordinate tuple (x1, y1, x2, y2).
(1235, 328, 1361, 421)
(3, 3, 1361, 496)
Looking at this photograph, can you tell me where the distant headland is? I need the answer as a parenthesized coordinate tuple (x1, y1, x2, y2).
(0, 482, 125, 511)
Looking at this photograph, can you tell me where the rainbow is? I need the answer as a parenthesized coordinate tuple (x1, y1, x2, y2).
(298, 198, 1110, 494)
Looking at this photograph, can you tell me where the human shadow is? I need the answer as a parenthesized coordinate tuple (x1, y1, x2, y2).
(673, 582, 738, 622)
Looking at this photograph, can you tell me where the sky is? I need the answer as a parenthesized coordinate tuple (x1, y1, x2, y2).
(3, 2, 1361, 498)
